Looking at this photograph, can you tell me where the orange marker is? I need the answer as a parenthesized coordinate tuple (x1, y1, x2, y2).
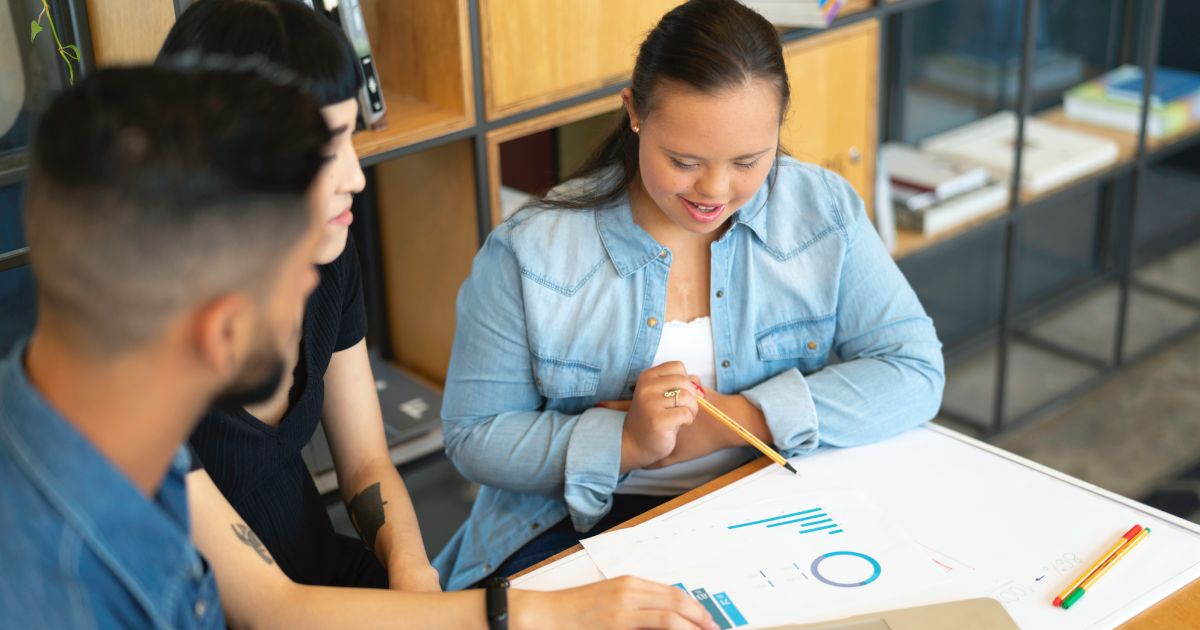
(1061, 527, 1151, 610)
(1053, 524, 1142, 607)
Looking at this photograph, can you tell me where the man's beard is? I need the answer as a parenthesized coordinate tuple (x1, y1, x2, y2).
(211, 342, 288, 409)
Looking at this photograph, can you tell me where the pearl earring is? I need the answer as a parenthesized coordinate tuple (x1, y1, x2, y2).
(632, 124, 640, 133)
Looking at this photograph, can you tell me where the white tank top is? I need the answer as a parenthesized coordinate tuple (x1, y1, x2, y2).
(615, 317, 753, 495)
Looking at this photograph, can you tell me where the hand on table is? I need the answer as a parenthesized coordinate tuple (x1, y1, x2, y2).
(509, 576, 719, 630)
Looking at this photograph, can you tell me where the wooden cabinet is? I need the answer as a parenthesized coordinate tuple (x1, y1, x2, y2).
(780, 19, 879, 217)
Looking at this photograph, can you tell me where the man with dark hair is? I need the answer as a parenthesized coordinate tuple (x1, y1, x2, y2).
(0, 65, 330, 628)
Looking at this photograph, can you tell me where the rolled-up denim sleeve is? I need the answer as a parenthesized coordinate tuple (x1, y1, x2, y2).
(440, 228, 622, 529)
(745, 170, 945, 455)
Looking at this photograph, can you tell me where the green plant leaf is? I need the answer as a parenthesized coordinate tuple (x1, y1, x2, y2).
(30, 20, 42, 43)
(63, 44, 81, 61)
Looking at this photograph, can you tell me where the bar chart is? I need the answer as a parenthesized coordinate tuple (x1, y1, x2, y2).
(673, 582, 750, 628)
(727, 506, 844, 535)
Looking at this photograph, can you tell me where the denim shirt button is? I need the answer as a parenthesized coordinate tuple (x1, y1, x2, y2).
(721, 360, 731, 368)
(531, 522, 541, 531)
(658, 249, 668, 259)
(807, 340, 818, 350)
(194, 599, 207, 619)
(715, 290, 724, 298)
(647, 317, 658, 328)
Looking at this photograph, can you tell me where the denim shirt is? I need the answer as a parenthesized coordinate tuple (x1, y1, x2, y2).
(0, 343, 224, 629)
(434, 158, 944, 589)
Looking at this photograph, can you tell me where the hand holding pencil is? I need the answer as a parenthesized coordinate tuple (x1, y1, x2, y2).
(686, 384, 798, 475)
(609, 362, 704, 472)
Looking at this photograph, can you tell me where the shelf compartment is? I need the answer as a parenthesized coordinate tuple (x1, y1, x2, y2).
(353, 0, 474, 159)
(479, 0, 676, 120)
(85, 0, 176, 66)
(485, 95, 623, 226)
(374, 139, 479, 385)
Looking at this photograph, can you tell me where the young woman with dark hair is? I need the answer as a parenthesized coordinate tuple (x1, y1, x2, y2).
(157, 2, 718, 628)
(436, 0, 945, 590)
(159, 0, 419, 592)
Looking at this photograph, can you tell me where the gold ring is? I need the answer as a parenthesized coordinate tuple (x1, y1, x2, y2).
(663, 388, 681, 398)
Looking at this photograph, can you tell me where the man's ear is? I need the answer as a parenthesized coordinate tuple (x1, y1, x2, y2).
(189, 292, 254, 380)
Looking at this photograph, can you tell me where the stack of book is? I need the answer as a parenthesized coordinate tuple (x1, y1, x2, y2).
(881, 143, 1009, 236)
(1063, 65, 1200, 139)
(920, 111, 1120, 197)
(741, 0, 846, 28)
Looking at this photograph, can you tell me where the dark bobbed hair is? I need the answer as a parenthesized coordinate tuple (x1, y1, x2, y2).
(531, 0, 790, 212)
(158, 0, 361, 107)
(25, 65, 330, 353)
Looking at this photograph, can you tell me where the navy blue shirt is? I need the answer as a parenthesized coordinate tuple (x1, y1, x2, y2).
(0, 342, 224, 629)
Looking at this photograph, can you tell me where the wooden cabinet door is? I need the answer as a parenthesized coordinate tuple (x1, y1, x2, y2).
(780, 19, 879, 217)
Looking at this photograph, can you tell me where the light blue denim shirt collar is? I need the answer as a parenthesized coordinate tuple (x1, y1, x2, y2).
(594, 164, 775, 276)
(0, 341, 205, 626)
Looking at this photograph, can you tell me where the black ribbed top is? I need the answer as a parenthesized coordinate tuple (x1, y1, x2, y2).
(190, 235, 366, 586)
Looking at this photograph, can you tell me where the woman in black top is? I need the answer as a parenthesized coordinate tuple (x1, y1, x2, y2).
(157, 2, 720, 629)
(160, 0, 438, 593)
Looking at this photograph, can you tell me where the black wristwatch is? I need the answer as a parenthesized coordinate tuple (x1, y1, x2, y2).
(485, 576, 509, 630)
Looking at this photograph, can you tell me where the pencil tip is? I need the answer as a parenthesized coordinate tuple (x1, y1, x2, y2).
(785, 462, 798, 475)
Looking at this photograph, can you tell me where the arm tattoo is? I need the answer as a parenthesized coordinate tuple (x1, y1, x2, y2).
(348, 482, 388, 551)
(231, 523, 274, 565)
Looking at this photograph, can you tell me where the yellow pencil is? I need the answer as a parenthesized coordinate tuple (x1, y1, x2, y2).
(1060, 527, 1150, 610)
(1053, 524, 1143, 606)
(694, 395, 798, 475)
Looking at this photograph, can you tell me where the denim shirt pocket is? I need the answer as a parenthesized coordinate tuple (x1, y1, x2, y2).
(532, 355, 602, 401)
(756, 314, 837, 375)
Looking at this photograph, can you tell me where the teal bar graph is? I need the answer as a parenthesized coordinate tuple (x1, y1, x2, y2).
(714, 592, 749, 627)
(691, 588, 732, 629)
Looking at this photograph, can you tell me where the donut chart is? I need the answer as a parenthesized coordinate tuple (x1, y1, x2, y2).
(810, 551, 882, 588)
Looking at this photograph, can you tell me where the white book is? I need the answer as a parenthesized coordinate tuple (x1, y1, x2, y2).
(920, 111, 1119, 195)
(741, 0, 844, 27)
(873, 144, 896, 252)
(895, 182, 1010, 236)
(881, 142, 989, 201)
(890, 182, 937, 211)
